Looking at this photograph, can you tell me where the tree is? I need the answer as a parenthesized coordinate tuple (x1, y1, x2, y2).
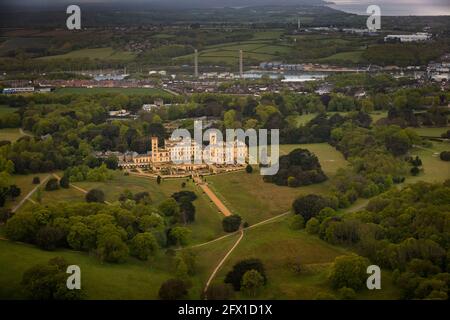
(158, 279, 188, 300)
(169, 227, 191, 247)
(158, 198, 180, 217)
(97, 234, 129, 263)
(59, 175, 70, 189)
(9, 185, 21, 198)
(410, 166, 420, 176)
(21, 257, 84, 300)
(45, 178, 59, 191)
(245, 164, 253, 174)
(0, 208, 12, 223)
(329, 254, 370, 291)
(293, 194, 335, 222)
(440, 151, 450, 161)
(224, 259, 266, 291)
(338, 287, 356, 299)
(129, 232, 159, 260)
(85, 189, 105, 203)
(178, 197, 196, 224)
(104, 155, 119, 170)
(156, 175, 162, 184)
(222, 215, 242, 233)
(35, 226, 64, 251)
(5, 211, 38, 242)
(133, 192, 151, 204)
(206, 283, 233, 300)
(241, 269, 265, 297)
(289, 214, 305, 230)
(306, 217, 320, 234)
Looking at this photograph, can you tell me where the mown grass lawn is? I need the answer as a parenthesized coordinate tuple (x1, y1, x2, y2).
(410, 126, 449, 137)
(37, 47, 135, 61)
(407, 141, 450, 184)
(0, 240, 172, 300)
(211, 218, 400, 300)
(208, 143, 348, 224)
(0, 128, 25, 142)
(0, 105, 18, 115)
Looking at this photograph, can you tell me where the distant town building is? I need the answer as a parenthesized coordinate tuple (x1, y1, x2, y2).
(384, 32, 431, 43)
(2, 87, 35, 94)
(109, 109, 130, 117)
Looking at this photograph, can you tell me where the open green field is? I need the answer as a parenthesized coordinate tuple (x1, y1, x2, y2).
(208, 143, 348, 224)
(54, 87, 170, 95)
(0, 105, 18, 115)
(211, 219, 400, 299)
(407, 141, 450, 184)
(0, 232, 240, 300)
(288, 112, 386, 128)
(410, 126, 449, 137)
(174, 30, 292, 65)
(0, 128, 25, 142)
(5, 173, 52, 210)
(37, 47, 135, 61)
(317, 50, 364, 63)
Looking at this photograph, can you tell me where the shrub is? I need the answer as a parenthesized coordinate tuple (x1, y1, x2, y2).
(32, 177, 41, 184)
(224, 259, 266, 291)
(410, 166, 420, 176)
(289, 215, 305, 230)
(329, 254, 370, 291)
(306, 217, 320, 234)
(206, 283, 233, 300)
(440, 151, 450, 161)
(59, 175, 70, 189)
(245, 164, 253, 173)
(338, 287, 356, 300)
(292, 194, 336, 221)
(241, 269, 265, 297)
(45, 178, 59, 191)
(222, 214, 242, 233)
(158, 279, 188, 300)
(85, 189, 105, 203)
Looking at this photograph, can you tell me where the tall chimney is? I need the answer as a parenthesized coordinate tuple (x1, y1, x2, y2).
(239, 49, 243, 78)
(194, 49, 199, 78)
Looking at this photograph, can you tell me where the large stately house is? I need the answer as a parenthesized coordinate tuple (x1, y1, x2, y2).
(114, 133, 248, 175)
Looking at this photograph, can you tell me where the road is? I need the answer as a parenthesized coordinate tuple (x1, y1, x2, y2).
(203, 228, 244, 298)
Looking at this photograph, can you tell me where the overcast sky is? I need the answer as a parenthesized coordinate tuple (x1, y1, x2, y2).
(3, 0, 449, 8)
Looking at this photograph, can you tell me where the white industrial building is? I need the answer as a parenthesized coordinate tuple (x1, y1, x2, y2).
(384, 32, 431, 43)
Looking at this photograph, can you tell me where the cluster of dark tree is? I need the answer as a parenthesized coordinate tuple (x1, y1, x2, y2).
(304, 181, 450, 299)
(169, 191, 197, 225)
(280, 112, 372, 145)
(158, 250, 197, 299)
(0, 112, 21, 129)
(21, 257, 84, 300)
(263, 148, 327, 187)
(0, 184, 21, 208)
(223, 259, 267, 297)
(222, 214, 242, 233)
(0, 93, 178, 174)
(4, 189, 197, 262)
(440, 151, 450, 162)
(329, 123, 421, 207)
(363, 42, 450, 67)
(379, 107, 448, 128)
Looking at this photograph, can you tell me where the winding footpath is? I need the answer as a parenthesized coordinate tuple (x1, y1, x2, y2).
(11, 175, 51, 213)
